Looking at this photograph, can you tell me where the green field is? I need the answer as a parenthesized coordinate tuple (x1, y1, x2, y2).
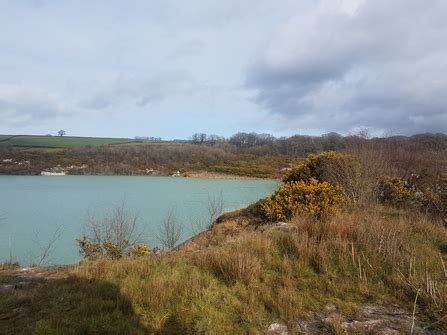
(0, 135, 158, 149)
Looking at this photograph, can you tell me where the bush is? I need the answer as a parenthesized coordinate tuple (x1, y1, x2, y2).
(77, 236, 102, 260)
(378, 175, 447, 221)
(77, 203, 150, 260)
(262, 178, 349, 221)
(378, 176, 415, 207)
(129, 243, 152, 257)
(77, 237, 151, 260)
(406, 173, 447, 217)
(282, 151, 363, 201)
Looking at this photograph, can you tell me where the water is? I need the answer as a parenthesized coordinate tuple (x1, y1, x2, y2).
(0, 176, 278, 265)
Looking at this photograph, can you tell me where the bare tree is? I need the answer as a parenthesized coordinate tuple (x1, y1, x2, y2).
(78, 202, 145, 259)
(58, 130, 66, 137)
(86, 202, 141, 248)
(206, 193, 224, 228)
(156, 208, 182, 250)
(191, 193, 225, 233)
(32, 225, 64, 265)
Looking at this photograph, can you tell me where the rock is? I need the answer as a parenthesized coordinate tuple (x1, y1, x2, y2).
(266, 322, 288, 335)
(296, 304, 437, 335)
(297, 318, 327, 334)
(323, 303, 337, 314)
(342, 319, 402, 334)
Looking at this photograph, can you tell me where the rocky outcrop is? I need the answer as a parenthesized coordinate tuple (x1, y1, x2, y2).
(295, 303, 439, 334)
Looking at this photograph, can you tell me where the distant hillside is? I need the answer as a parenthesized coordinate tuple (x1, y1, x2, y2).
(0, 135, 163, 149)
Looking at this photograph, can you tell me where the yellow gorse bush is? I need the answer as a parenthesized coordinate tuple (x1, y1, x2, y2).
(77, 236, 151, 260)
(282, 151, 363, 202)
(262, 178, 349, 221)
(130, 243, 152, 257)
(378, 176, 415, 207)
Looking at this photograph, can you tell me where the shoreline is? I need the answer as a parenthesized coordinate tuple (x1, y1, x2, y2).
(184, 170, 277, 180)
(0, 171, 279, 181)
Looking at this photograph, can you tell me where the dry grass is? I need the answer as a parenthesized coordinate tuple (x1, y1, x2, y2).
(56, 206, 446, 333)
(2, 205, 446, 333)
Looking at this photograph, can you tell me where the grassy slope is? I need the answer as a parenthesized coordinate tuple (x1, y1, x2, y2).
(0, 135, 153, 148)
(1, 206, 446, 334)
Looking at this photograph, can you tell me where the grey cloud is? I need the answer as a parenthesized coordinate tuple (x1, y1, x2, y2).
(247, 0, 447, 134)
(81, 72, 199, 110)
(0, 85, 70, 126)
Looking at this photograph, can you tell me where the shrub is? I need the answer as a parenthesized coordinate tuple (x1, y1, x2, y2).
(378, 176, 415, 207)
(77, 236, 102, 260)
(103, 240, 127, 259)
(406, 173, 447, 217)
(378, 175, 447, 220)
(262, 178, 349, 221)
(77, 203, 150, 260)
(77, 237, 151, 260)
(129, 243, 152, 257)
(282, 151, 363, 201)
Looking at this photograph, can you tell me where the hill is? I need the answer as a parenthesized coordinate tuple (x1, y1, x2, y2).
(0, 135, 161, 149)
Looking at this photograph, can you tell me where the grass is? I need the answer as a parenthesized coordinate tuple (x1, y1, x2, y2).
(0, 135, 13, 142)
(0, 135, 158, 149)
(1, 205, 446, 333)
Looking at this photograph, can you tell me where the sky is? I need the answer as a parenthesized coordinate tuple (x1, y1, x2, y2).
(1, 0, 446, 139)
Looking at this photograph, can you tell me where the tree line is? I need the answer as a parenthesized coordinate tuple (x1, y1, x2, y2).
(190, 131, 447, 156)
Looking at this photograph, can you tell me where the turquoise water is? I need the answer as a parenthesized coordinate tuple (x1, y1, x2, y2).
(0, 176, 278, 265)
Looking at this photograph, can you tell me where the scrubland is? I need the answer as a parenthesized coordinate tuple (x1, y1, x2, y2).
(1, 133, 446, 334)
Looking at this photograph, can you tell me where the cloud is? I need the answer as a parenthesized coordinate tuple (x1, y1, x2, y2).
(167, 40, 205, 60)
(80, 71, 200, 110)
(2, 0, 446, 137)
(247, 0, 447, 134)
(0, 85, 72, 126)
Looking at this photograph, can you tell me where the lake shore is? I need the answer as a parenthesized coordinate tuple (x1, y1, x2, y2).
(184, 170, 277, 180)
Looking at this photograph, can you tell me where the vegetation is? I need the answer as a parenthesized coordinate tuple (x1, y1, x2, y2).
(282, 151, 363, 202)
(156, 209, 183, 250)
(1, 132, 446, 178)
(1, 207, 446, 333)
(262, 178, 348, 221)
(379, 175, 447, 216)
(1, 133, 447, 333)
(378, 176, 416, 207)
(77, 203, 150, 260)
(0, 135, 151, 149)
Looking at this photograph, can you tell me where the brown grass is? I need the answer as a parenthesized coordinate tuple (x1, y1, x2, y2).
(2, 205, 446, 333)
(34, 206, 440, 333)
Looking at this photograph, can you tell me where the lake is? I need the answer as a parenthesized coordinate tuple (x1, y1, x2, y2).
(0, 176, 278, 265)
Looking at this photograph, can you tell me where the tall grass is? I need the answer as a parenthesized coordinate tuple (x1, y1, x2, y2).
(64, 206, 446, 333)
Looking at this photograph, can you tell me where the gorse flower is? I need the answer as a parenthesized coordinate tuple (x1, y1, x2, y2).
(130, 243, 152, 257)
(282, 151, 362, 202)
(262, 178, 348, 221)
